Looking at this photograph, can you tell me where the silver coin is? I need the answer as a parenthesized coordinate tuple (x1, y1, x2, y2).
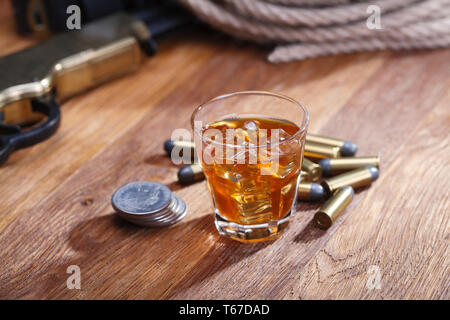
(111, 181, 172, 215)
(134, 206, 173, 220)
(127, 205, 175, 223)
(160, 195, 187, 223)
(172, 194, 187, 215)
(166, 206, 187, 226)
(148, 211, 176, 222)
(145, 195, 178, 220)
(135, 212, 179, 227)
(146, 213, 184, 227)
(112, 181, 188, 228)
(147, 205, 187, 227)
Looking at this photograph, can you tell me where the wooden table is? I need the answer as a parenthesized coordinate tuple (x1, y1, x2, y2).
(0, 2, 448, 300)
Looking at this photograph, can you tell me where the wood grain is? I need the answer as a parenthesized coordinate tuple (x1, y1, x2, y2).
(0, 1, 448, 299)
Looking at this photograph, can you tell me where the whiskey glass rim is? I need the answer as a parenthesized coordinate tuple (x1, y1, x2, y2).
(191, 90, 309, 149)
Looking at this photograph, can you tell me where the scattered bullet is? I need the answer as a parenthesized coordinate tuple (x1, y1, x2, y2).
(298, 182, 326, 202)
(321, 166, 379, 195)
(178, 163, 205, 185)
(164, 139, 196, 158)
(314, 186, 354, 229)
(319, 156, 380, 176)
(302, 158, 322, 182)
(306, 133, 357, 156)
(305, 141, 341, 160)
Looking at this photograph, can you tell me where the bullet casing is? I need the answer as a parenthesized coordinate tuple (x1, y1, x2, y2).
(304, 141, 341, 160)
(314, 186, 354, 229)
(188, 163, 204, 180)
(321, 166, 378, 194)
(174, 140, 195, 149)
(164, 139, 196, 160)
(319, 156, 380, 176)
(306, 133, 357, 156)
(178, 163, 205, 184)
(297, 182, 325, 202)
(301, 158, 322, 182)
(300, 170, 311, 182)
(306, 133, 346, 148)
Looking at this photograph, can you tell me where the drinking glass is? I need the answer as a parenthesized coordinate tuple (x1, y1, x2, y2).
(191, 91, 309, 242)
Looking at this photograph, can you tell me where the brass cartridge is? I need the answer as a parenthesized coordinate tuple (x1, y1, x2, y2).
(306, 133, 357, 156)
(301, 158, 322, 182)
(298, 182, 326, 202)
(321, 166, 379, 194)
(319, 156, 380, 176)
(164, 139, 195, 154)
(304, 141, 341, 160)
(164, 139, 196, 161)
(314, 186, 354, 229)
(178, 164, 205, 184)
(300, 170, 311, 182)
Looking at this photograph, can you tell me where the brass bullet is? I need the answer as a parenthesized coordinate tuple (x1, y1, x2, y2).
(304, 141, 341, 160)
(178, 163, 205, 184)
(314, 186, 354, 229)
(319, 156, 380, 176)
(302, 158, 322, 182)
(298, 182, 326, 202)
(164, 139, 195, 155)
(306, 133, 357, 156)
(164, 139, 196, 162)
(300, 170, 311, 182)
(321, 166, 379, 195)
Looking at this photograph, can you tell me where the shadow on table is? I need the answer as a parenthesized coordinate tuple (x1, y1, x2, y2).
(293, 186, 370, 244)
(65, 211, 271, 298)
(293, 218, 326, 243)
(165, 241, 273, 299)
(65, 190, 346, 297)
(291, 201, 325, 244)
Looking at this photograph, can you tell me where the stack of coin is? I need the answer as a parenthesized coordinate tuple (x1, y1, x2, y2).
(111, 181, 187, 227)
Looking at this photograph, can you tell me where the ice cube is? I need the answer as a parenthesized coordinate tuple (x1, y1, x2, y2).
(243, 120, 259, 131)
(234, 128, 249, 146)
(257, 147, 272, 164)
(224, 149, 247, 164)
(230, 176, 273, 223)
(213, 164, 240, 182)
(275, 161, 296, 179)
(270, 128, 300, 156)
(275, 128, 292, 142)
(226, 171, 243, 183)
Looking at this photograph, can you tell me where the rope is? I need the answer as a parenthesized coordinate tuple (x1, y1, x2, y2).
(269, 34, 450, 62)
(223, 0, 420, 27)
(264, 0, 358, 6)
(177, 0, 450, 62)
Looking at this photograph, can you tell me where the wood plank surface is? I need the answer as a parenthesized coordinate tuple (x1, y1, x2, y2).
(0, 1, 448, 299)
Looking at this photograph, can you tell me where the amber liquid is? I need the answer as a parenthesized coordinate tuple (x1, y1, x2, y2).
(200, 116, 304, 225)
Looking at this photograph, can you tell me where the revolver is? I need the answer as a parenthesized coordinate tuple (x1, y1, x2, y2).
(0, 5, 192, 165)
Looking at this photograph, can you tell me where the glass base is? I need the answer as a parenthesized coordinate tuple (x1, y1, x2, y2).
(214, 211, 291, 243)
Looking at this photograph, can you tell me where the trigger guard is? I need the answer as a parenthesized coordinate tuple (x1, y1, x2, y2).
(0, 136, 14, 166)
(0, 98, 60, 165)
(11, 98, 61, 150)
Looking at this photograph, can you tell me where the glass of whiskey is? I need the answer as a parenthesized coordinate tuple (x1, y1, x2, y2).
(191, 91, 309, 242)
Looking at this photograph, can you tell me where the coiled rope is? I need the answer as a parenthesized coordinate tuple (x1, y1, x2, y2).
(177, 0, 450, 62)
